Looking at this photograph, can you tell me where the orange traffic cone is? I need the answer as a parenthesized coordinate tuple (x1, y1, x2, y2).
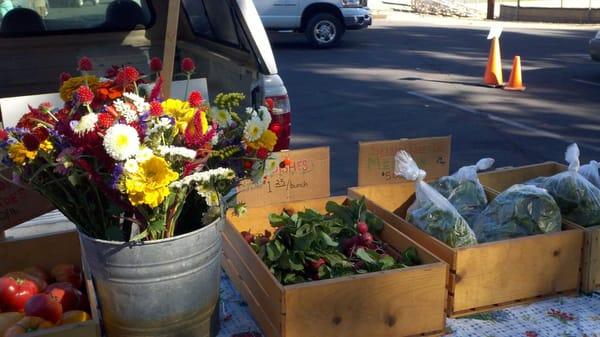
(504, 55, 526, 91)
(483, 37, 504, 87)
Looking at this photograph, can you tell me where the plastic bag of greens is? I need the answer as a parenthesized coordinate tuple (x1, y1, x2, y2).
(472, 184, 561, 243)
(580, 160, 600, 188)
(395, 151, 478, 248)
(541, 144, 600, 227)
(430, 158, 494, 224)
(525, 176, 548, 188)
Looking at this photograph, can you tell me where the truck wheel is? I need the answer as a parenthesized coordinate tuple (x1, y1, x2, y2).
(305, 13, 344, 48)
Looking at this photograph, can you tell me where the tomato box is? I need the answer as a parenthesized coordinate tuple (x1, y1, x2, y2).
(479, 162, 600, 293)
(0, 230, 101, 337)
(226, 147, 448, 337)
(349, 140, 583, 317)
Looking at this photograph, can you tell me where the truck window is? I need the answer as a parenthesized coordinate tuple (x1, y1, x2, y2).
(181, 0, 250, 51)
(0, 0, 154, 36)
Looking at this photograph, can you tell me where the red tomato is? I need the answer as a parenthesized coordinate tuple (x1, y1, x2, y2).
(3, 272, 47, 292)
(24, 294, 62, 324)
(44, 283, 82, 312)
(0, 276, 39, 312)
(50, 265, 83, 289)
(23, 267, 50, 284)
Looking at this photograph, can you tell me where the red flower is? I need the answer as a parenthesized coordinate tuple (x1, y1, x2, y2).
(149, 57, 163, 72)
(181, 57, 195, 73)
(0, 130, 7, 142)
(22, 133, 40, 151)
(243, 160, 253, 170)
(76, 86, 94, 105)
(149, 101, 163, 116)
(188, 91, 203, 107)
(32, 127, 49, 142)
(59, 72, 72, 84)
(183, 161, 202, 177)
(78, 57, 93, 72)
(256, 147, 269, 160)
(122, 66, 140, 83)
(97, 113, 115, 129)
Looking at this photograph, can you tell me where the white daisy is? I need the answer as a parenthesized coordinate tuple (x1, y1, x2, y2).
(135, 147, 154, 163)
(197, 189, 220, 207)
(103, 124, 140, 161)
(210, 108, 233, 128)
(243, 117, 265, 142)
(72, 113, 98, 135)
(124, 159, 139, 173)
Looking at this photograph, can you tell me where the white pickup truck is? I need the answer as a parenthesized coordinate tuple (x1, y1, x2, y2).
(255, 0, 371, 48)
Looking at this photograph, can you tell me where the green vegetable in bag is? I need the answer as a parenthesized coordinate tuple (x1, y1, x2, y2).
(395, 151, 478, 248)
(472, 184, 561, 243)
(430, 158, 494, 225)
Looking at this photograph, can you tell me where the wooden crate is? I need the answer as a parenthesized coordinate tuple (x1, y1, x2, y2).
(479, 162, 600, 293)
(348, 182, 584, 317)
(0, 230, 101, 337)
(223, 196, 448, 337)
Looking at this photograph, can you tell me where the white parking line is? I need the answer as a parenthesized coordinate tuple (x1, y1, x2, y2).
(406, 91, 600, 152)
(572, 79, 600, 87)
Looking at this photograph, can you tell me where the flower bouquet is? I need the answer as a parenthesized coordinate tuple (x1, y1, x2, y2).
(0, 56, 279, 337)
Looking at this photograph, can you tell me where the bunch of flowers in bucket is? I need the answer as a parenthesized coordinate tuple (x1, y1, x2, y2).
(0, 57, 279, 242)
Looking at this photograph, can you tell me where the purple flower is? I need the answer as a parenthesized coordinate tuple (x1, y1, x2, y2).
(111, 163, 124, 190)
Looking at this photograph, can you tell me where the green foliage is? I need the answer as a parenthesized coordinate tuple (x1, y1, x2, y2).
(252, 197, 420, 285)
(431, 177, 488, 225)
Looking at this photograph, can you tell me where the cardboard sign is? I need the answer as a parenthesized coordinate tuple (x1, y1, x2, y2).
(0, 171, 54, 232)
(357, 136, 451, 186)
(237, 147, 330, 208)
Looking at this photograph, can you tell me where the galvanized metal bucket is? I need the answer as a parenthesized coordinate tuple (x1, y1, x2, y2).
(79, 218, 222, 337)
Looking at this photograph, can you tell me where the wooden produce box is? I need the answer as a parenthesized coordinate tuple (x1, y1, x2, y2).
(479, 162, 600, 293)
(0, 230, 101, 337)
(348, 183, 584, 317)
(226, 147, 448, 337)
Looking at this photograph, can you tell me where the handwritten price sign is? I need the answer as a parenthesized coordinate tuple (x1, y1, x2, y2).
(237, 147, 330, 208)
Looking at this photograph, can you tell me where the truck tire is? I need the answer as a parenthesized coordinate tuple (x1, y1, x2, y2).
(304, 13, 344, 48)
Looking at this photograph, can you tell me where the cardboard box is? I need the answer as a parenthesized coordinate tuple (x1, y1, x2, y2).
(0, 230, 101, 337)
(479, 162, 600, 293)
(226, 147, 448, 337)
(349, 142, 583, 316)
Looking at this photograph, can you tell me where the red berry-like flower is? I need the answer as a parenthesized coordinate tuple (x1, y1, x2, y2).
(256, 147, 269, 160)
(270, 122, 281, 133)
(243, 160, 253, 170)
(22, 133, 40, 151)
(188, 91, 203, 107)
(149, 101, 163, 116)
(97, 113, 115, 129)
(59, 72, 72, 84)
(0, 130, 8, 142)
(122, 66, 140, 83)
(32, 127, 49, 142)
(78, 57, 93, 72)
(149, 57, 163, 72)
(76, 86, 94, 105)
(181, 57, 195, 73)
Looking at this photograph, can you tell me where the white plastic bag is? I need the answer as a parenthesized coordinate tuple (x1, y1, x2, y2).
(580, 160, 600, 188)
(430, 158, 494, 224)
(540, 144, 600, 227)
(395, 151, 478, 248)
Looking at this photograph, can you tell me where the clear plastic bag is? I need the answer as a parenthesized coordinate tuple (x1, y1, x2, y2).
(541, 144, 600, 227)
(580, 160, 600, 189)
(395, 151, 478, 248)
(430, 158, 494, 224)
(472, 184, 561, 243)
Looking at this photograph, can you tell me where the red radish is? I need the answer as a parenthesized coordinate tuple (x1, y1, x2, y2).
(311, 258, 326, 270)
(241, 231, 254, 244)
(360, 232, 374, 246)
(357, 222, 369, 234)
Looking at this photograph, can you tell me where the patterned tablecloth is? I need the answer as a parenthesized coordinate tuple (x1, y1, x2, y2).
(217, 273, 600, 337)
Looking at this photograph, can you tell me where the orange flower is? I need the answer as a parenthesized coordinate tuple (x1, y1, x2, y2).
(96, 82, 123, 101)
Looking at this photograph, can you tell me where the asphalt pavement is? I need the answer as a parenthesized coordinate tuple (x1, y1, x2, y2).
(269, 15, 600, 193)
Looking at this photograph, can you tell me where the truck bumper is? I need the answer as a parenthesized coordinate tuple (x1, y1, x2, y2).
(341, 7, 372, 30)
